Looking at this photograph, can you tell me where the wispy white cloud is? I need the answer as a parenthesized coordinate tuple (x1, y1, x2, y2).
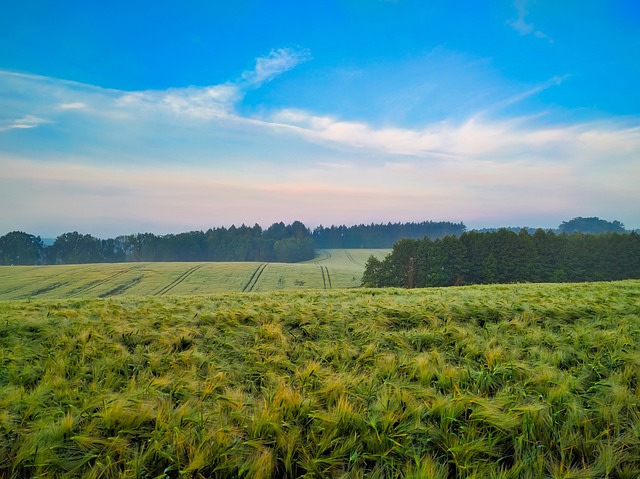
(0, 48, 311, 146)
(57, 102, 87, 110)
(117, 84, 240, 119)
(111, 47, 311, 121)
(267, 107, 640, 165)
(483, 75, 570, 114)
(507, 0, 552, 42)
(0, 115, 52, 131)
(241, 47, 311, 87)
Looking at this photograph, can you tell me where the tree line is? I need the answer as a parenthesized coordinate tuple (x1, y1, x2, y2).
(312, 221, 466, 248)
(2, 217, 634, 269)
(0, 220, 466, 266)
(362, 228, 640, 288)
(0, 222, 315, 265)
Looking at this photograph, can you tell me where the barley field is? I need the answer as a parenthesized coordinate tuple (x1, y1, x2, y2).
(0, 249, 391, 300)
(1, 280, 639, 478)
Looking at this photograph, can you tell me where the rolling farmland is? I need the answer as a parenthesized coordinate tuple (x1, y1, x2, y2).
(2, 249, 638, 477)
(0, 249, 390, 300)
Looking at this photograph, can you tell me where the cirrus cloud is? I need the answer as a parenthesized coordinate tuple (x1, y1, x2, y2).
(241, 47, 312, 87)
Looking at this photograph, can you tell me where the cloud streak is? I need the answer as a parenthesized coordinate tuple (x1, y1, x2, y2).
(0, 114, 52, 131)
(105, 48, 311, 122)
(117, 84, 240, 119)
(268, 107, 640, 164)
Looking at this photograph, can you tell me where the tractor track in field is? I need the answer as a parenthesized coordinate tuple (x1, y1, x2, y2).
(323, 265, 332, 288)
(318, 265, 332, 289)
(14, 266, 86, 299)
(319, 265, 327, 289)
(344, 250, 362, 266)
(99, 275, 145, 298)
(243, 263, 267, 292)
(316, 250, 331, 262)
(68, 267, 135, 297)
(156, 264, 205, 296)
(0, 266, 41, 291)
(314, 250, 333, 289)
(25, 281, 72, 298)
(325, 266, 332, 288)
(0, 283, 31, 297)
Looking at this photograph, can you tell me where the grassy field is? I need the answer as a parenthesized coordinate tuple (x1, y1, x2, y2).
(0, 249, 390, 300)
(0, 280, 639, 478)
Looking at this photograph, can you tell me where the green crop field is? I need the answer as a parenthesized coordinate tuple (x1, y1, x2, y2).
(0, 249, 391, 300)
(0, 280, 639, 478)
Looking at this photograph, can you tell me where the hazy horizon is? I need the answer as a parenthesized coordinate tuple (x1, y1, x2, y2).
(6, 216, 633, 242)
(2, 1, 639, 237)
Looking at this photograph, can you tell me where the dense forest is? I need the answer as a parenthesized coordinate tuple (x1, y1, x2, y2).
(0, 220, 465, 266)
(312, 221, 466, 248)
(0, 222, 315, 265)
(362, 228, 640, 287)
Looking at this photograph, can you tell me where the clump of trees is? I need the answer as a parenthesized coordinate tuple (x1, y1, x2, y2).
(558, 216, 626, 234)
(0, 231, 44, 265)
(475, 216, 628, 235)
(363, 228, 640, 288)
(0, 222, 315, 265)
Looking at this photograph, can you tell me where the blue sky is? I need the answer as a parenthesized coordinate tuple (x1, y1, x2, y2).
(1, 0, 639, 237)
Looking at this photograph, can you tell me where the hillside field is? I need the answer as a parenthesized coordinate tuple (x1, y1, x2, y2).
(0, 249, 390, 300)
(0, 280, 639, 478)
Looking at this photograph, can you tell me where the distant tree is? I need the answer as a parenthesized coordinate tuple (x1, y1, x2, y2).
(362, 255, 384, 287)
(439, 235, 470, 286)
(531, 229, 562, 282)
(0, 231, 44, 265)
(273, 237, 315, 263)
(290, 220, 311, 239)
(482, 253, 498, 284)
(558, 217, 626, 234)
(165, 231, 207, 261)
(100, 238, 126, 263)
(492, 229, 537, 283)
(122, 233, 160, 262)
(265, 222, 290, 241)
(381, 238, 420, 287)
(48, 232, 104, 264)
